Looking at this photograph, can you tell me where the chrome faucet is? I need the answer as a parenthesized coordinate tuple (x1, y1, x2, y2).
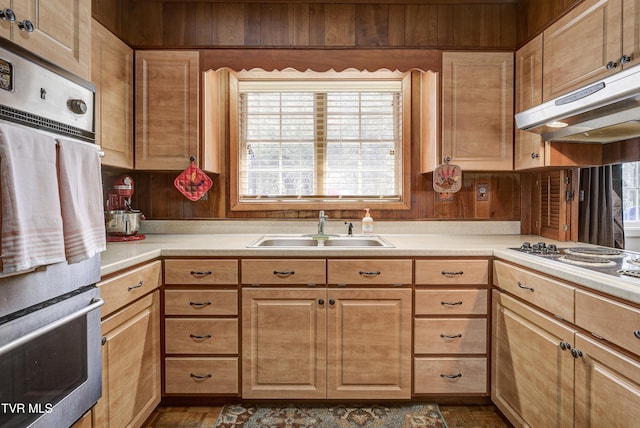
(318, 210, 329, 235)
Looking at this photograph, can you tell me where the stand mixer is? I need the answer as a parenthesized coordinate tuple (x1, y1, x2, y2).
(105, 175, 145, 241)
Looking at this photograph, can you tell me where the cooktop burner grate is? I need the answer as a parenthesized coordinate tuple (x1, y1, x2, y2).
(618, 269, 640, 279)
(559, 254, 617, 267)
(564, 247, 625, 257)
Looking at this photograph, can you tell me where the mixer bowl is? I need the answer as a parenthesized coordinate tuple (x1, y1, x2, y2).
(105, 210, 144, 236)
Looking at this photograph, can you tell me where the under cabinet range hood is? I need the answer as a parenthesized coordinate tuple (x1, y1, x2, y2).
(515, 63, 640, 143)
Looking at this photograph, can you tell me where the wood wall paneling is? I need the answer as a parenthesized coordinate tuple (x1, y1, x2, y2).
(95, 1, 520, 49)
(95, 0, 595, 221)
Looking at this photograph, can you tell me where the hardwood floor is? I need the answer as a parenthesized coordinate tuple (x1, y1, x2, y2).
(143, 404, 512, 427)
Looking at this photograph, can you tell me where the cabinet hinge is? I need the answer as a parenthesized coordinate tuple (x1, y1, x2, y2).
(563, 224, 569, 232)
(566, 190, 574, 201)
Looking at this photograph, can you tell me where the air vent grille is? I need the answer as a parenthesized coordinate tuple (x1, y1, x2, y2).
(0, 105, 94, 143)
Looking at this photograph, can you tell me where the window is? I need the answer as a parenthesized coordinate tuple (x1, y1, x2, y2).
(228, 69, 412, 211)
(623, 161, 640, 225)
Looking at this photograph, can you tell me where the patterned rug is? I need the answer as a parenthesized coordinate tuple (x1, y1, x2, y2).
(213, 402, 448, 428)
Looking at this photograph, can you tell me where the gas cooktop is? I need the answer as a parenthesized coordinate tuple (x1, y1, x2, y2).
(510, 242, 640, 280)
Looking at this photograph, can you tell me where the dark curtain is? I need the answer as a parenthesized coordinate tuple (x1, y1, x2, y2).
(578, 164, 625, 248)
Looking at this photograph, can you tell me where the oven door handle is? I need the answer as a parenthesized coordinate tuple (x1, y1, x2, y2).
(0, 297, 104, 355)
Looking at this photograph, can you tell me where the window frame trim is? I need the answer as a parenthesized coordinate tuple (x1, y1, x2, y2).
(229, 69, 412, 211)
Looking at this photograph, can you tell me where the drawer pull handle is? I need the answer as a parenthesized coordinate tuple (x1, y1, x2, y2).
(359, 270, 381, 277)
(441, 270, 463, 277)
(440, 373, 462, 379)
(440, 333, 462, 339)
(634, 330, 640, 339)
(190, 373, 212, 380)
(128, 280, 143, 291)
(189, 334, 212, 340)
(441, 301, 463, 307)
(190, 270, 212, 278)
(517, 281, 535, 292)
(190, 301, 212, 308)
(273, 270, 295, 278)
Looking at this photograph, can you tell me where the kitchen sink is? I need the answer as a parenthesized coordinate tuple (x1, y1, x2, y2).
(247, 235, 393, 248)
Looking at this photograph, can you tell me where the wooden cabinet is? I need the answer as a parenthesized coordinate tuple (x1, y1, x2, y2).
(94, 261, 162, 428)
(492, 290, 575, 427)
(242, 258, 412, 400)
(515, 34, 545, 170)
(493, 259, 640, 427)
(327, 287, 412, 399)
(92, 20, 133, 169)
(135, 50, 199, 170)
(493, 259, 575, 322)
(574, 333, 640, 427)
(242, 287, 327, 399)
(441, 52, 513, 171)
(414, 258, 489, 395)
(515, 33, 605, 169)
(163, 258, 239, 395)
(2, 0, 91, 80)
(543, 0, 638, 101)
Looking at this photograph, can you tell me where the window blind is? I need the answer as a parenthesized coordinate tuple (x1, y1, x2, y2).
(238, 79, 403, 202)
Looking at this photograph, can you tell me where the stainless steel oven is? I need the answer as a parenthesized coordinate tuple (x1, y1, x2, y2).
(0, 285, 102, 428)
(0, 38, 102, 427)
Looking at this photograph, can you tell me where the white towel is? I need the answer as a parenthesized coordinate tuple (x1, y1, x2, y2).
(0, 124, 66, 273)
(56, 138, 106, 264)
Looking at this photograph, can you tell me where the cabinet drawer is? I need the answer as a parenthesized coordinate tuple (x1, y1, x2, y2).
(165, 259, 238, 285)
(414, 318, 487, 354)
(575, 290, 640, 357)
(98, 261, 162, 317)
(415, 289, 487, 315)
(493, 260, 574, 322)
(241, 259, 326, 285)
(165, 290, 238, 316)
(165, 319, 238, 354)
(414, 357, 487, 394)
(327, 259, 412, 285)
(165, 357, 238, 394)
(415, 260, 489, 285)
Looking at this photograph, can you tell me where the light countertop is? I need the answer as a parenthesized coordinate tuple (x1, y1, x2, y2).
(101, 232, 640, 305)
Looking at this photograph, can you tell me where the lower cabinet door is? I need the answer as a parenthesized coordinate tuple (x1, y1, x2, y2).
(96, 291, 161, 428)
(574, 333, 640, 427)
(492, 290, 575, 428)
(327, 288, 412, 399)
(242, 288, 327, 399)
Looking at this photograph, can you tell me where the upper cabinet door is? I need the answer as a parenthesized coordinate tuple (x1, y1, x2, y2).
(135, 50, 199, 170)
(543, 0, 623, 100)
(622, 0, 640, 70)
(515, 34, 545, 170)
(441, 52, 514, 171)
(92, 20, 134, 169)
(12, 0, 91, 80)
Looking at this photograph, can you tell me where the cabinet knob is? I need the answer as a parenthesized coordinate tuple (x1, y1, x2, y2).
(531, 153, 539, 159)
(559, 341, 572, 351)
(0, 8, 15, 22)
(620, 55, 632, 65)
(634, 330, 640, 339)
(329, 299, 336, 305)
(318, 299, 324, 305)
(606, 61, 618, 70)
(17, 20, 33, 32)
(570, 348, 583, 359)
